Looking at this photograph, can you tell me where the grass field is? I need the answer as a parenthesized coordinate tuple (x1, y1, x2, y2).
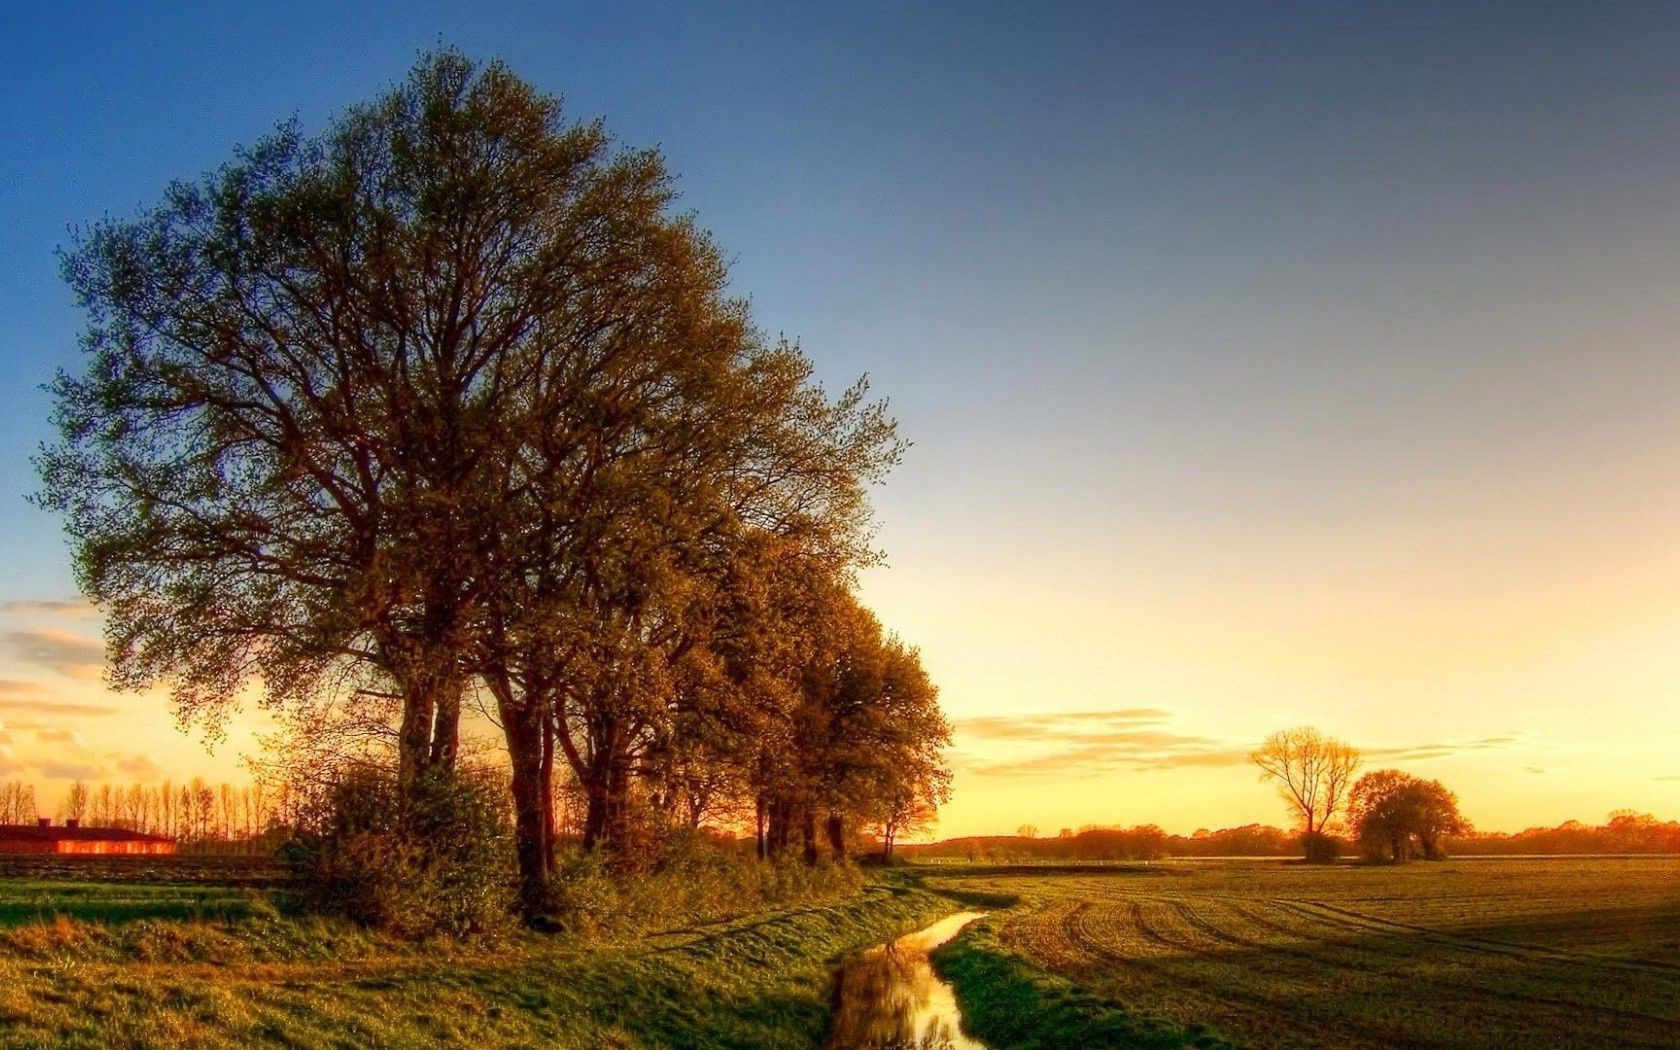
(0, 876, 954, 1049)
(0, 879, 262, 927)
(926, 857, 1680, 1048)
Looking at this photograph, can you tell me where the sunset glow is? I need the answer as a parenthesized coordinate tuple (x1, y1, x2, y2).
(5, 3, 1680, 841)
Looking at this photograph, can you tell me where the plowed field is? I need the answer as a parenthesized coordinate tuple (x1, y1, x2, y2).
(928, 858, 1680, 1048)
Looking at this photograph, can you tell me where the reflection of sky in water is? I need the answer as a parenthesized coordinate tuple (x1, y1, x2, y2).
(826, 912, 988, 1049)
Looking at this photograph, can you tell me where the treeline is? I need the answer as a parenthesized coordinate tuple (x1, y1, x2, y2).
(2, 778, 290, 853)
(903, 824, 1297, 863)
(1448, 812, 1680, 856)
(906, 813, 1680, 862)
(39, 52, 949, 924)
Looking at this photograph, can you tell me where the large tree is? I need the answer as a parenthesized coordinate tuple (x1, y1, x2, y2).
(42, 51, 920, 922)
(1250, 727, 1361, 838)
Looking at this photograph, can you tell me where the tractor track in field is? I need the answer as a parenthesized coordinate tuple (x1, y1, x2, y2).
(1056, 901, 1438, 1049)
(1199, 898, 1680, 1031)
(1275, 898, 1680, 978)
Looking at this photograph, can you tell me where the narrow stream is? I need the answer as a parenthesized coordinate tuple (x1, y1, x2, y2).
(825, 911, 989, 1049)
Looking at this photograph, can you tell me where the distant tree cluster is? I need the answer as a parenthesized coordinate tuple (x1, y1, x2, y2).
(38, 52, 948, 922)
(1450, 811, 1680, 856)
(1348, 770, 1468, 862)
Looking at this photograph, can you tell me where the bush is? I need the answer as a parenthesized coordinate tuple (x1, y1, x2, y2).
(545, 834, 862, 936)
(285, 764, 514, 939)
(1300, 831, 1342, 864)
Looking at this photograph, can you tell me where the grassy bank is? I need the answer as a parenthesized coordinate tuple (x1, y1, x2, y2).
(0, 881, 952, 1049)
(932, 917, 1234, 1049)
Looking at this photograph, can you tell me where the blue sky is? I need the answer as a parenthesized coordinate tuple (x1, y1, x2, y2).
(5, 3, 1680, 831)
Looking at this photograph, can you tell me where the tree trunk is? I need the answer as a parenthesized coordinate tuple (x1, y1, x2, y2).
(500, 697, 551, 923)
(825, 813, 846, 861)
(540, 716, 557, 870)
(755, 796, 767, 860)
(801, 807, 819, 865)
(428, 684, 461, 770)
(397, 690, 437, 794)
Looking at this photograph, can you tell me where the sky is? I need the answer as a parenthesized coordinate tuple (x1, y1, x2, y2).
(3, 2, 1680, 836)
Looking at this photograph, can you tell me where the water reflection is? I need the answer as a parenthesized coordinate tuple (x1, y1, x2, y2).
(826, 911, 988, 1049)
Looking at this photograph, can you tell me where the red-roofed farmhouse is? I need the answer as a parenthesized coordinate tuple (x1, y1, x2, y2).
(0, 818, 176, 855)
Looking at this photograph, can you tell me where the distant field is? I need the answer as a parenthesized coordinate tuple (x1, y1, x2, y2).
(928, 857, 1680, 1048)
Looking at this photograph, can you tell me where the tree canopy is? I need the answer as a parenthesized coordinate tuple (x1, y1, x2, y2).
(1349, 770, 1468, 862)
(39, 50, 948, 923)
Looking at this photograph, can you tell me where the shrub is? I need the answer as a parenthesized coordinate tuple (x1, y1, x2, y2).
(286, 764, 514, 939)
(545, 834, 862, 936)
(1300, 831, 1342, 864)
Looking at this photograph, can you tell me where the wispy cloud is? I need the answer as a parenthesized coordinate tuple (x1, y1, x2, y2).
(1365, 734, 1529, 763)
(0, 699, 118, 717)
(954, 708, 1248, 778)
(37, 761, 106, 780)
(115, 754, 161, 780)
(0, 600, 94, 618)
(34, 728, 86, 748)
(0, 629, 104, 680)
(957, 707, 1173, 743)
(953, 708, 1534, 781)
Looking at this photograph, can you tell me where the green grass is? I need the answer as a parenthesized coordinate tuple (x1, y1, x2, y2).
(0, 880, 955, 1048)
(924, 857, 1680, 1049)
(0, 880, 261, 927)
(933, 917, 1234, 1049)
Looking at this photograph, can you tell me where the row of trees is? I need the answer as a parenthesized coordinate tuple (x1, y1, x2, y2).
(1251, 726, 1467, 862)
(64, 779, 280, 851)
(39, 51, 949, 920)
(910, 812, 1680, 862)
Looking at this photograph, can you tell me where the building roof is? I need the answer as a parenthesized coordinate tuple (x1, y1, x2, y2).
(0, 823, 175, 844)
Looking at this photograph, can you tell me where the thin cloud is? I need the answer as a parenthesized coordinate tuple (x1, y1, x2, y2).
(957, 707, 1173, 743)
(955, 707, 1250, 778)
(115, 754, 161, 780)
(0, 600, 95, 618)
(955, 710, 1534, 782)
(0, 629, 104, 680)
(1366, 734, 1528, 763)
(34, 728, 87, 748)
(967, 740, 1253, 778)
(36, 761, 106, 780)
(0, 700, 118, 717)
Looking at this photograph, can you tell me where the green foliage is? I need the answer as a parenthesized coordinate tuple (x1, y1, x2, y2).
(933, 919, 1233, 1049)
(0, 880, 261, 928)
(286, 765, 514, 939)
(547, 835, 862, 937)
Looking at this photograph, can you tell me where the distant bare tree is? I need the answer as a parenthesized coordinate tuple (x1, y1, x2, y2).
(1250, 727, 1360, 836)
(61, 780, 89, 822)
